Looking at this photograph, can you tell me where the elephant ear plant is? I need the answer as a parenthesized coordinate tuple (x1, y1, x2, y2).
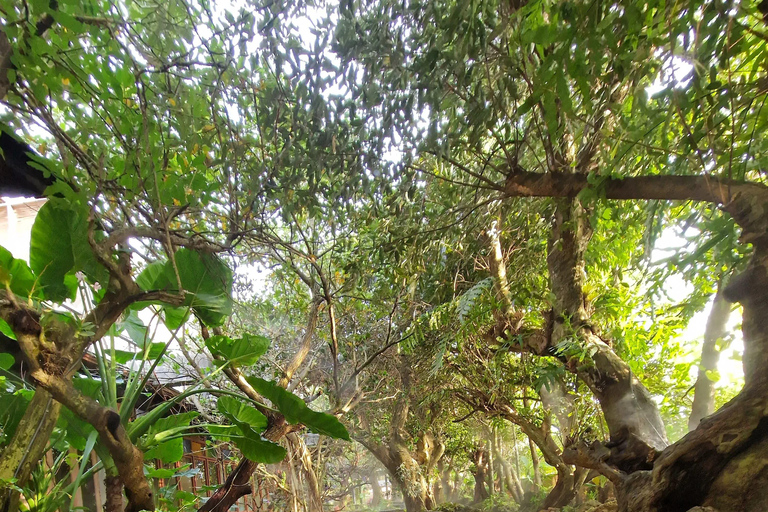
(0, 196, 349, 512)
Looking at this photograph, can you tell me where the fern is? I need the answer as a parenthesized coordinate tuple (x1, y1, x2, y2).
(456, 277, 494, 324)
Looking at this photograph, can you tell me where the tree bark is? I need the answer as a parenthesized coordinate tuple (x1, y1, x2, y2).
(487, 203, 668, 473)
(288, 433, 323, 512)
(0, 389, 61, 512)
(688, 288, 731, 431)
(471, 447, 489, 503)
(501, 172, 768, 511)
(356, 358, 433, 512)
(199, 415, 291, 512)
(528, 438, 541, 493)
(105, 474, 124, 512)
(437, 460, 453, 504)
(546, 200, 668, 472)
(499, 459, 523, 503)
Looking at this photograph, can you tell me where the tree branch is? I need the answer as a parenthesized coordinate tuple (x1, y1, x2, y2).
(504, 170, 766, 204)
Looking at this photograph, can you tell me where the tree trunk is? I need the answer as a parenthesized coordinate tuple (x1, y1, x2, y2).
(471, 447, 489, 503)
(288, 433, 323, 512)
(388, 447, 431, 512)
(528, 438, 541, 492)
(489, 204, 667, 473)
(105, 474, 124, 512)
(499, 459, 523, 503)
(370, 468, 383, 507)
(486, 438, 494, 496)
(501, 171, 768, 511)
(547, 200, 668, 472)
(358, 359, 433, 512)
(688, 288, 731, 431)
(452, 471, 461, 502)
(0, 388, 61, 512)
(601, 193, 768, 512)
(199, 416, 291, 512)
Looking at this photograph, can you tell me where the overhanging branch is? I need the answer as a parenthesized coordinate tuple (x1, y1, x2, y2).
(504, 170, 766, 204)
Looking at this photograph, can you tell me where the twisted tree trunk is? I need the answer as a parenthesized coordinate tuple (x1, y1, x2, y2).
(503, 171, 768, 511)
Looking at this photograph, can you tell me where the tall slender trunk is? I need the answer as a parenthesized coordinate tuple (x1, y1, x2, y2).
(688, 288, 731, 431)
(452, 471, 460, 502)
(0, 389, 61, 512)
(370, 468, 383, 507)
(288, 453, 301, 512)
(499, 459, 523, 503)
(528, 438, 540, 492)
(486, 438, 494, 496)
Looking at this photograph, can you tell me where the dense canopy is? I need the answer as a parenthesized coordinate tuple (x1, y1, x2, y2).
(0, 1, 766, 512)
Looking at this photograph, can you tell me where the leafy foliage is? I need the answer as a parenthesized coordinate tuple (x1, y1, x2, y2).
(247, 377, 351, 440)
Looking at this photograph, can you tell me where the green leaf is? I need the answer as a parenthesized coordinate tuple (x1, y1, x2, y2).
(120, 310, 149, 347)
(52, 11, 85, 33)
(0, 352, 13, 369)
(59, 407, 97, 451)
(246, 377, 350, 440)
(217, 395, 268, 431)
(135, 249, 233, 327)
(29, 199, 107, 302)
(136, 261, 172, 290)
(145, 467, 177, 479)
(0, 246, 38, 299)
(29, 201, 77, 301)
(175, 249, 233, 326)
(0, 389, 31, 443)
(206, 333, 270, 366)
(112, 343, 166, 364)
(234, 429, 287, 464)
(0, 319, 15, 341)
(144, 439, 184, 464)
(162, 306, 190, 330)
(73, 377, 102, 398)
(143, 411, 199, 463)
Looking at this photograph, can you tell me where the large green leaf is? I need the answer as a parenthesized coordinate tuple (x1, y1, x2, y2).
(162, 306, 190, 330)
(206, 333, 270, 367)
(246, 377, 350, 440)
(0, 352, 13, 369)
(59, 406, 97, 451)
(234, 428, 287, 464)
(29, 199, 107, 302)
(144, 439, 184, 464)
(72, 377, 103, 399)
(0, 246, 38, 299)
(135, 249, 233, 327)
(29, 200, 77, 301)
(136, 261, 172, 291)
(112, 343, 167, 364)
(175, 249, 233, 326)
(217, 395, 268, 430)
(120, 310, 150, 347)
(216, 395, 284, 463)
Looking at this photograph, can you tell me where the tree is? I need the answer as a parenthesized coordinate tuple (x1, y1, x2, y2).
(3, 0, 768, 510)
(0, 0, 356, 509)
(334, 0, 768, 510)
